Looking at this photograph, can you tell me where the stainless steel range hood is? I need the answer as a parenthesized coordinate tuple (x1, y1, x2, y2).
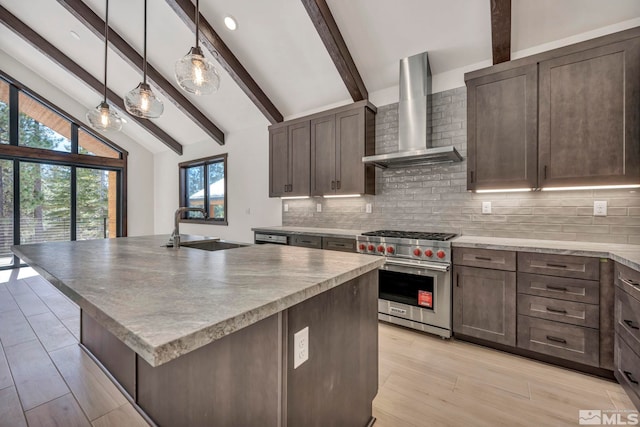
(363, 52, 463, 169)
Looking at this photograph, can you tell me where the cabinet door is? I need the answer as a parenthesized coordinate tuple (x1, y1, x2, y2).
(453, 266, 516, 346)
(539, 38, 640, 187)
(269, 126, 289, 197)
(288, 122, 310, 197)
(466, 64, 538, 191)
(335, 109, 365, 195)
(310, 115, 336, 196)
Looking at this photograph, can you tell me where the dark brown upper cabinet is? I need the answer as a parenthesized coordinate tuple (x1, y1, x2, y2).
(466, 64, 538, 191)
(269, 122, 310, 197)
(311, 104, 376, 196)
(538, 38, 640, 188)
(465, 26, 640, 191)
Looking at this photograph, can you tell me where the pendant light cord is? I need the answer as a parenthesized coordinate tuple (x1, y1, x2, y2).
(103, 0, 109, 103)
(195, 0, 200, 48)
(143, 0, 148, 84)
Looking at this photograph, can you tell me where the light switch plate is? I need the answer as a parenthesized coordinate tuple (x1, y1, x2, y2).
(482, 201, 492, 214)
(316, 203, 322, 213)
(284, 203, 289, 212)
(366, 203, 372, 214)
(293, 326, 309, 369)
(594, 200, 607, 216)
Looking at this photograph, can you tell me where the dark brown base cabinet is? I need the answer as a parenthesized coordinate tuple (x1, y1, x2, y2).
(453, 248, 517, 346)
(81, 271, 379, 426)
(465, 26, 640, 191)
(615, 262, 640, 410)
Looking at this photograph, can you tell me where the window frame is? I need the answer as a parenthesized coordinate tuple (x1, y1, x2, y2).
(179, 153, 228, 226)
(0, 71, 127, 270)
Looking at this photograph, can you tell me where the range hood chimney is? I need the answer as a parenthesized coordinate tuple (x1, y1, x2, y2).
(362, 52, 462, 168)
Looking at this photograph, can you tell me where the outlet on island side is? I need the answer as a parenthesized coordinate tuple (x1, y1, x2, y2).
(294, 326, 309, 369)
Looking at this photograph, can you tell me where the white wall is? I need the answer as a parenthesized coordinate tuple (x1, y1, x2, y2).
(153, 123, 282, 244)
(0, 50, 156, 237)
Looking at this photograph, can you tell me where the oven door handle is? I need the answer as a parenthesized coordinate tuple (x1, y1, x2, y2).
(383, 259, 450, 272)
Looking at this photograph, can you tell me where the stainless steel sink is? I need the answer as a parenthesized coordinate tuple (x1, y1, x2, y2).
(179, 240, 248, 251)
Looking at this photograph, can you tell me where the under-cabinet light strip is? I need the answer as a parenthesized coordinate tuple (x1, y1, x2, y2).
(475, 188, 534, 193)
(541, 184, 640, 191)
(280, 196, 310, 200)
(323, 194, 362, 198)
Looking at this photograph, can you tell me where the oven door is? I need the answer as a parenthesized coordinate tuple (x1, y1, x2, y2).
(378, 259, 451, 337)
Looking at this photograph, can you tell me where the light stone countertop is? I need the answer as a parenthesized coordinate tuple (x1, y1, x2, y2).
(252, 226, 367, 239)
(452, 235, 640, 271)
(12, 235, 384, 367)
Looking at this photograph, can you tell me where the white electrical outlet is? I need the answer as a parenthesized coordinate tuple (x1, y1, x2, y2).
(482, 201, 492, 214)
(316, 203, 322, 213)
(284, 203, 289, 212)
(366, 203, 372, 214)
(594, 200, 607, 216)
(293, 326, 309, 369)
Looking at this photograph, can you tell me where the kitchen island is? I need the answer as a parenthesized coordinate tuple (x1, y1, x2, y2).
(12, 235, 384, 427)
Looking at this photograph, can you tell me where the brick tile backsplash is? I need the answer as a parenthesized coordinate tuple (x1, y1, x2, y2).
(282, 87, 640, 244)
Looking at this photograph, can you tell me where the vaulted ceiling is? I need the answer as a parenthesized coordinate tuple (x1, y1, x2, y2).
(1, 0, 639, 154)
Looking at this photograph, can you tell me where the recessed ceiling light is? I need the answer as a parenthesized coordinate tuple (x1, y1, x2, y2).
(70, 30, 80, 40)
(224, 15, 237, 31)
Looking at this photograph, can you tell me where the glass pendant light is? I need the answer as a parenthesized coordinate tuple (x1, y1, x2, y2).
(124, 0, 163, 118)
(86, 0, 123, 132)
(175, 0, 220, 95)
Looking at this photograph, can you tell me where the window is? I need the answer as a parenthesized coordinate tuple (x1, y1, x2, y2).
(0, 72, 127, 269)
(179, 154, 227, 224)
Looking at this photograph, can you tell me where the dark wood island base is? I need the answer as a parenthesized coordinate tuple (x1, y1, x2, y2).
(80, 270, 379, 427)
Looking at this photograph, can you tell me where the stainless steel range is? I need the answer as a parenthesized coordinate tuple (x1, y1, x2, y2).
(356, 230, 456, 338)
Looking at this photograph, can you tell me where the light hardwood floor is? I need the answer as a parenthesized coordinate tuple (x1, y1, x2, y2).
(0, 268, 635, 426)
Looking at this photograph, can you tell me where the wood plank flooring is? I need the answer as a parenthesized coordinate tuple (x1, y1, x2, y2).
(0, 267, 635, 426)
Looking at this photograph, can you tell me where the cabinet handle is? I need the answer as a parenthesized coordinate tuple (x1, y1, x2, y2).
(331, 180, 336, 190)
(624, 371, 639, 385)
(336, 180, 341, 189)
(624, 319, 640, 330)
(470, 171, 474, 183)
(456, 273, 460, 287)
(332, 243, 346, 247)
(546, 263, 568, 269)
(620, 276, 640, 288)
(474, 256, 492, 261)
(284, 184, 288, 192)
(544, 165, 548, 180)
(546, 285, 568, 292)
(546, 335, 567, 344)
(546, 307, 567, 315)
(288, 184, 293, 192)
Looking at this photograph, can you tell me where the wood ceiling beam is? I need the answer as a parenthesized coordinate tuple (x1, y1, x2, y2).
(301, 0, 367, 102)
(57, 0, 225, 146)
(165, 0, 283, 124)
(490, 0, 511, 64)
(0, 6, 184, 155)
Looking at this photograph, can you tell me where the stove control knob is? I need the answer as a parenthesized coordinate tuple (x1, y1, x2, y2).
(358, 244, 365, 251)
(413, 248, 422, 257)
(377, 245, 385, 253)
(437, 250, 446, 259)
(368, 245, 375, 252)
(425, 249, 433, 258)
(386, 246, 394, 254)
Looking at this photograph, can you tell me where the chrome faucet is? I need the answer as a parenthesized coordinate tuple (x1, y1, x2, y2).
(169, 207, 207, 248)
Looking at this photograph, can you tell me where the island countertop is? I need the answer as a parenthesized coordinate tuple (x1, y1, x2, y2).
(12, 235, 384, 367)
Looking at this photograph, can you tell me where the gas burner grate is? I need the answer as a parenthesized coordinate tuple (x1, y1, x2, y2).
(362, 230, 457, 241)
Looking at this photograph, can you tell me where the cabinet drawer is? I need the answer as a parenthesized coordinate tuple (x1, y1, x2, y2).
(289, 235, 322, 249)
(322, 237, 356, 253)
(615, 287, 640, 358)
(517, 315, 599, 367)
(517, 294, 599, 328)
(517, 273, 599, 304)
(518, 252, 599, 280)
(616, 262, 640, 302)
(615, 334, 640, 409)
(453, 248, 516, 271)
